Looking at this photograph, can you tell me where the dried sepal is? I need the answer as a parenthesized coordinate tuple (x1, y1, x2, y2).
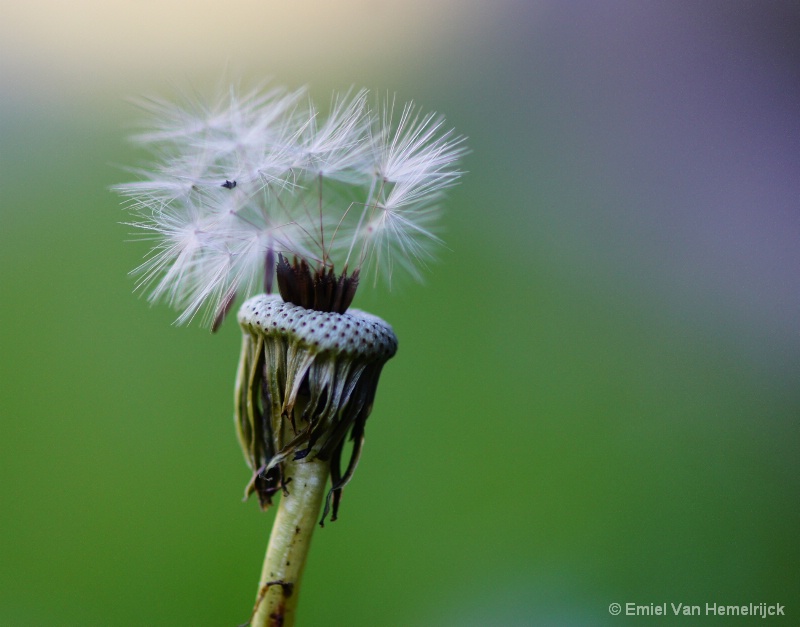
(235, 294, 397, 522)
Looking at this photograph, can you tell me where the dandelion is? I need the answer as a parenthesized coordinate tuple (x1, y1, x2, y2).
(115, 82, 465, 627)
(117, 85, 465, 324)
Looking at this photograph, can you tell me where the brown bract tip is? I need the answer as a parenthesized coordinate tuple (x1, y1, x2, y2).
(275, 254, 359, 314)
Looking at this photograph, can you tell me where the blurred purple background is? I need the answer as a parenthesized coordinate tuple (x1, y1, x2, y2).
(447, 1, 800, 377)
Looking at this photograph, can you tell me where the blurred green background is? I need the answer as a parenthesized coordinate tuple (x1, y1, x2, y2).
(2, 1, 799, 625)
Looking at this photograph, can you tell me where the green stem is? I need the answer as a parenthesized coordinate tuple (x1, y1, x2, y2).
(250, 457, 329, 627)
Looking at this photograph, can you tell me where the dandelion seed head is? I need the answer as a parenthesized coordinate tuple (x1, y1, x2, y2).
(115, 82, 466, 325)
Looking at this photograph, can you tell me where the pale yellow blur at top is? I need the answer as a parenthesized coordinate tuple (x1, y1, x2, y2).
(2, 0, 498, 93)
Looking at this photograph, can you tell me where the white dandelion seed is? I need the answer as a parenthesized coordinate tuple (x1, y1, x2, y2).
(115, 83, 466, 326)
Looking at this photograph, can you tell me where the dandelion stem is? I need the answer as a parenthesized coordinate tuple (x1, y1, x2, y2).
(250, 457, 329, 627)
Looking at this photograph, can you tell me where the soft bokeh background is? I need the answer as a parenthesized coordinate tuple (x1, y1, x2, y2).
(2, 1, 799, 625)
